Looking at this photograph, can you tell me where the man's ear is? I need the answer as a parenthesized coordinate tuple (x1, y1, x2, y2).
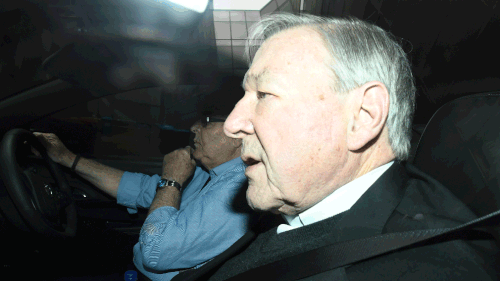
(346, 81, 389, 152)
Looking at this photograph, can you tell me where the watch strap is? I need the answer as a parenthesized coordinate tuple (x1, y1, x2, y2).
(157, 178, 183, 192)
(71, 154, 81, 172)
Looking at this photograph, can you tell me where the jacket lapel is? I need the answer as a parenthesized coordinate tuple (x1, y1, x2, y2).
(334, 162, 409, 242)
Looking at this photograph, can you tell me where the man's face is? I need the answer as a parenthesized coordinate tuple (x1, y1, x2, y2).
(191, 116, 239, 170)
(224, 27, 352, 215)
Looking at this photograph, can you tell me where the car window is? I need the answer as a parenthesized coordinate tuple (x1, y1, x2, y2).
(30, 87, 191, 160)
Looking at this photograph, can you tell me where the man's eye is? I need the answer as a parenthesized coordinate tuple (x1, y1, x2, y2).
(257, 91, 269, 99)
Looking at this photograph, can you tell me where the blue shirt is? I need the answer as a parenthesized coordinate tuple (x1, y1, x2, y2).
(116, 157, 253, 281)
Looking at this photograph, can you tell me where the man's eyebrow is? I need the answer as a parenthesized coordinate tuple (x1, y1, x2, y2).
(243, 68, 271, 89)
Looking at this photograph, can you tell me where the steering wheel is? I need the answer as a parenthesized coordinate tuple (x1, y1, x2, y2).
(0, 129, 77, 237)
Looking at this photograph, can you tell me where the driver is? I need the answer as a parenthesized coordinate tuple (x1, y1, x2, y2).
(34, 83, 260, 280)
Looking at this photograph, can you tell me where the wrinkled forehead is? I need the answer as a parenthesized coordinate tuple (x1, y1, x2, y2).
(244, 27, 331, 89)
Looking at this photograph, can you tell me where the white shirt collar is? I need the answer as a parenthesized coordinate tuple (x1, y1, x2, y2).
(277, 161, 394, 234)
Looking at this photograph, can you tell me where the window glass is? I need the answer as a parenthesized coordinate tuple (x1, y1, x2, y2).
(30, 87, 191, 160)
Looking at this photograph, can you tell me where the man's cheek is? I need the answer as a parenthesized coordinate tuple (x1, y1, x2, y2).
(206, 138, 228, 150)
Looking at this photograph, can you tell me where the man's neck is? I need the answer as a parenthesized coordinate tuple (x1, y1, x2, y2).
(277, 161, 395, 233)
(348, 143, 396, 183)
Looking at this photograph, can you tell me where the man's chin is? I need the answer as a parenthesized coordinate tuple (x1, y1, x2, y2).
(192, 149, 202, 161)
(246, 190, 281, 214)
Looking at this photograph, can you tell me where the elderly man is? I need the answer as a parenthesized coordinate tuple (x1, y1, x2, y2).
(34, 87, 259, 280)
(174, 14, 498, 280)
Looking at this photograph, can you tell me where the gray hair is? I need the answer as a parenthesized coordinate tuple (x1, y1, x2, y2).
(244, 13, 416, 161)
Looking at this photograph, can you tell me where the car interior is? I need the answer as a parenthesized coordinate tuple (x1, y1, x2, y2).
(1, 0, 499, 280)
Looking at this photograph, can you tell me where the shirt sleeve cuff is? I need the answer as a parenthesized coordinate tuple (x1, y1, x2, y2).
(117, 172, 161, 214)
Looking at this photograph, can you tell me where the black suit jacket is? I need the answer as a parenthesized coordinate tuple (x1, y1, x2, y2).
(174, 162, 499, 281)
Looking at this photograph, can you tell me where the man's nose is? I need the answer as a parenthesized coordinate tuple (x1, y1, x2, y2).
(224, 96, 254, 138)
(190, 121, 200, 134)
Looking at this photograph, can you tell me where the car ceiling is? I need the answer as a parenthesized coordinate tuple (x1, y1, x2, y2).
(1, 0, 499, 128)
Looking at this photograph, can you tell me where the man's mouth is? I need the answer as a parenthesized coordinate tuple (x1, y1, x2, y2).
(242, 155, 262, 175)
(242, 155, 260, 166)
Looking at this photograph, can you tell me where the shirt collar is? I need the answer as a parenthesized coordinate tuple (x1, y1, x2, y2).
(209, 157, 244, 178)
(279, 161, 394, 233)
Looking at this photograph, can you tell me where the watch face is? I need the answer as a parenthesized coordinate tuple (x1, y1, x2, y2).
(158, 179, 167, 187)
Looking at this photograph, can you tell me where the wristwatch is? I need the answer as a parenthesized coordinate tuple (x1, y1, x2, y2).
(156, 178, 183, 192)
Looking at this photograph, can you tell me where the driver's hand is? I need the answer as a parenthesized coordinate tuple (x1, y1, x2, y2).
(32, 132, 74, 165)
(161, 146, 196, 187)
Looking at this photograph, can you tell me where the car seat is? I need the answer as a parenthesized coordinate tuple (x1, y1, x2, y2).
(412, 92, 500, 241)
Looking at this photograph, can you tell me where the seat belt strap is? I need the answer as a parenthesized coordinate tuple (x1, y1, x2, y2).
(228, 209, 500, 281)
